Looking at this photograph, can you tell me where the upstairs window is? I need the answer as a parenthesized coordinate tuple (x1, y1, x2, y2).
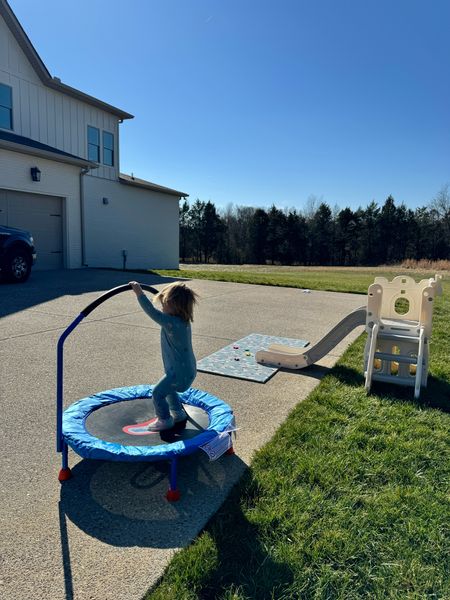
(87, 126, 100, 162)
(102, 131, 114, 166)
(0, 83, 13, 130)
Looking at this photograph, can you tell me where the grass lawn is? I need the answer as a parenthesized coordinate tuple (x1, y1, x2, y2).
(154, 265, 443, 295)
(145, 268, 449, 600)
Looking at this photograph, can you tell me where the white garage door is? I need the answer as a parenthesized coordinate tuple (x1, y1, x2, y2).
(0, 189, 63, 270)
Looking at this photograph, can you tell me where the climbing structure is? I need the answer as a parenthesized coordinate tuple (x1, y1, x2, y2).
(364, 274, 443, 399)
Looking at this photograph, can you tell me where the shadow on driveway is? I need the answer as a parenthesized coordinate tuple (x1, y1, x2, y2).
(0, 268, 186, 318)
(58, 452, 246, 599)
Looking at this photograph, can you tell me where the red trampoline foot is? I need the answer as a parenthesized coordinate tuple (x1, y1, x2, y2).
(58, 468, 72, 482)
(225, 446, 235, 455)
(166, 488, 181, 502)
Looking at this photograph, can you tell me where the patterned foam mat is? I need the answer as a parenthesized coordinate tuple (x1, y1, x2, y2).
(197, 333, 309, 383)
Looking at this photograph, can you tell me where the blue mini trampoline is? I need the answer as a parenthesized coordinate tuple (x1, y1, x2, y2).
(56, 283, 235, 501)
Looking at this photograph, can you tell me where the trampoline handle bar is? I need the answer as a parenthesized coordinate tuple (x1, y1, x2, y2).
(57, 282, 158, 452)
(80, 283, 159, 316)
(57, 313, 84, 452)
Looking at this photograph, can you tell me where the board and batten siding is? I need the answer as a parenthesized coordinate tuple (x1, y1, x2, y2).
(0, 13, 119, 181)
(0, 148, 83, 268)
(83, 176, 180, 270)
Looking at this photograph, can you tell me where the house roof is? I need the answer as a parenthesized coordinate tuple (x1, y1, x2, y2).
(0, 130, 98, 168)
(119, 174, 188, 198)
(0, 0, 133, 120)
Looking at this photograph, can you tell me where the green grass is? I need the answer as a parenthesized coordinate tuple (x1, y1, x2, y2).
(145, 269, 450, 600)
(153, 266, 442, 295)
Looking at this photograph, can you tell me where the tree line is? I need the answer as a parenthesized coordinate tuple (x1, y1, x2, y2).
(179, 187, 450, 266)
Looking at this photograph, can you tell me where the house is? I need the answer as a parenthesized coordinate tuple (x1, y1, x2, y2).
(0, 0, 187, 272)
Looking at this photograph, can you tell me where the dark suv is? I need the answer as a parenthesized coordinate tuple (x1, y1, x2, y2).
(0, 225, 36, 283)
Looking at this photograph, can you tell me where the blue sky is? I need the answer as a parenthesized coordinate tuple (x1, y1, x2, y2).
(9, 0, 450, 211)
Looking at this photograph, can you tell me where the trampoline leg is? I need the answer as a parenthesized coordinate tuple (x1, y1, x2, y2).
(166, 458, 180, 502)
(225, 433, 235, 455)
(58, 442, 72, 482)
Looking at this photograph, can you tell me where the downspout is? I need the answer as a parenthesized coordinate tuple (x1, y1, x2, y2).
(79, 167, 90, 266)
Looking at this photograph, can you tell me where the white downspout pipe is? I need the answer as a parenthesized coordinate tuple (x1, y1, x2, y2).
(80, 166, 93, 266)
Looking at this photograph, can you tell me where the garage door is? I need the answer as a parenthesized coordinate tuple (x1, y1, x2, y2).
(0, 189, 63, 270)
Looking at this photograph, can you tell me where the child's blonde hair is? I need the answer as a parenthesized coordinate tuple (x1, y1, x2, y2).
(155, 282, 198, 322)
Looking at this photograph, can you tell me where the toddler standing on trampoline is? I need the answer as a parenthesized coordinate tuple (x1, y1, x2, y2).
(130, 281, 198, 431)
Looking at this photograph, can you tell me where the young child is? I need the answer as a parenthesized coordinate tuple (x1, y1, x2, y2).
(129, 280, 198, 431)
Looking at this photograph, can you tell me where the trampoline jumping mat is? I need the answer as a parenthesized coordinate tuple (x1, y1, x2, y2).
(197, 333, 309, 383)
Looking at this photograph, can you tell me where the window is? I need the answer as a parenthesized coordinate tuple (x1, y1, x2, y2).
(87, 126, 100, 162)
(88, 126, 115, 166)
(102, 131, 114, 166)
(0, 83, 13, 130)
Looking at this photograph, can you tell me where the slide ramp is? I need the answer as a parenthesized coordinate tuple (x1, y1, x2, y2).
(256, 306, 367, 369)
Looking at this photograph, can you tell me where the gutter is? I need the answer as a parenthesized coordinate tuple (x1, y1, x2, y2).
(119, 174, 188, 198)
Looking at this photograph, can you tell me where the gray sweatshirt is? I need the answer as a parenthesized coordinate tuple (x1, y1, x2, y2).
(138, 293, 196, 385)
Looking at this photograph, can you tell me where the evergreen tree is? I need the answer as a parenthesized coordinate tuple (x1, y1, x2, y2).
(378, 195, 398, 264)
(310, 203, 333, 265)
(266, 205, 287, 264)
(177, 192, 450, 266)
(188, 199, 206, 262)
(358, 201, 380, 265)
(179, 199, 191, 262)
(200, 201, 223, 263)
(335, 207, 359, 265)
(248, 208, 269, 264)
(285, 210, 307, 265)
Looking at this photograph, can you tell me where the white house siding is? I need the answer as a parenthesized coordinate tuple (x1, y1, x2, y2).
(0, 148, 82, 268)
(83, 176, 180, 270)
(0, 13, 119, 181)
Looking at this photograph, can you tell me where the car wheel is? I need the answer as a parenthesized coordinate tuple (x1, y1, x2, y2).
(5, 249, 32, 283)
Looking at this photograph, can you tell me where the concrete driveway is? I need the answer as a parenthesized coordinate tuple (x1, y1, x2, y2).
(0, 269, 365, 600)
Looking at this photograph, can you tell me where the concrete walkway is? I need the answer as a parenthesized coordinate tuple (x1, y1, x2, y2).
(0, 269, 365, 600)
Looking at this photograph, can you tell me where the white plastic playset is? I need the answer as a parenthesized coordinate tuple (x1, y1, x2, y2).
(364, 274, 442, 399)
(256, 273, 443, 399)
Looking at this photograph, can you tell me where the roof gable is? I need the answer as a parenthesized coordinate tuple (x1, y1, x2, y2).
(0, 0, 133, 120)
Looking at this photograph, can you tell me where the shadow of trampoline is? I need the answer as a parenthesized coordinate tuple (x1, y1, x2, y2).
(58, 452, 245, 599)
(145, 467, 296, 599)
